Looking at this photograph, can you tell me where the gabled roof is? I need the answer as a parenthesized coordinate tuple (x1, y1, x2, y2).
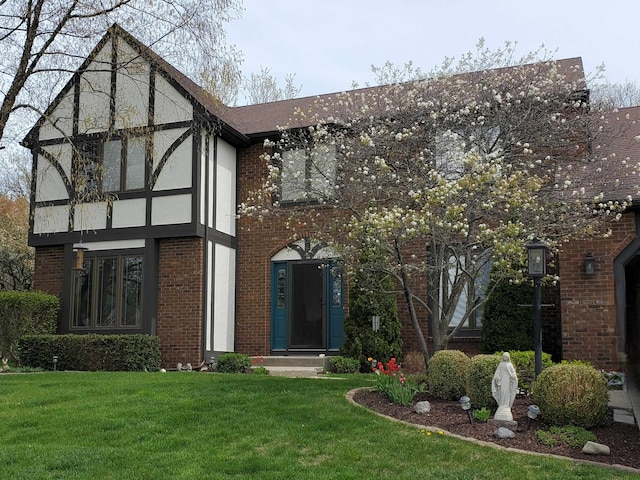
(23, 24, 250, 147)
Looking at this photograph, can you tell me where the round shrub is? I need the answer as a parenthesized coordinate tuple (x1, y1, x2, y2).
(215, 353, 252, 373)
(427, 350, 470, 400)
(328, 355, 360, 374)
(466, 354, 500, 409)
(532, 363, 609, 428)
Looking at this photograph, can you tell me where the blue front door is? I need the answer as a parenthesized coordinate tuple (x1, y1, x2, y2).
(270, 260, 344, 352)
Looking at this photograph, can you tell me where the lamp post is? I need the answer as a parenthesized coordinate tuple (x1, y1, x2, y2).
(526, 238, 546, 377)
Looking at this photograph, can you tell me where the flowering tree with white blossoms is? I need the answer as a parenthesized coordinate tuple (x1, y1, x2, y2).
(241, 54, 637, 366)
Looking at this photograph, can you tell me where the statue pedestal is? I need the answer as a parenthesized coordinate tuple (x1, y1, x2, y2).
(489, 418, 518, 430)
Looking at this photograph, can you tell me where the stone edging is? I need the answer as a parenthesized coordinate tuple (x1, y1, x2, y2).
(345, 387, 640, 475)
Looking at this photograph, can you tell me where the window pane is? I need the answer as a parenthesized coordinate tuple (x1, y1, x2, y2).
(121, 256, 143, 326)
(309, 145, 336, 199)
(126, 137, 146, 190)
(79, 142, 100, 196)
(103, 140, 122, 192)
(96, 258, 118, 327)
(72, 259, 93, 327)
(281, 149, 306, 201)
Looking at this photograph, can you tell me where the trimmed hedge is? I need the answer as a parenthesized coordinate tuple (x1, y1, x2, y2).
(215, 353, 252, 373)
(18, 334, 161, 371)
(427, 350, 470, 400)
(329, 355, 360, 374)
(508, 350, 553, 394)
(0, 291, 58, 363)
(532, 363, 609, 428)
(466, 354, 500, 409)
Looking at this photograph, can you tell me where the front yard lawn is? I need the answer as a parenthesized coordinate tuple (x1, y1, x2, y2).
(0, 372, 634, 479)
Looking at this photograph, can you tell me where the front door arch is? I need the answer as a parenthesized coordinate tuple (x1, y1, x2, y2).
(270, 240, 344, 353)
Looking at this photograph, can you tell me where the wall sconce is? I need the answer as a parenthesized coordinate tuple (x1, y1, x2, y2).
(584, 253, 596, 275)
(527, 405, 540, 430)
(73, 243, 88, 270)
(459, 396, 473, 424)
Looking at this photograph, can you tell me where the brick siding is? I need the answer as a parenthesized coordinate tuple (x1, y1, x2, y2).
(156, 237, 204, 367)
(559, 214, 636, 371)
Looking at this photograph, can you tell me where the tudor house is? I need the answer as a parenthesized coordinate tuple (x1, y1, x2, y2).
(25, 25, 640, 371)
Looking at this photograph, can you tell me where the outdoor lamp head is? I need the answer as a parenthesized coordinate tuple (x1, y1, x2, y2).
(527, 239, 546, 278)
(459, 396, 471, 411)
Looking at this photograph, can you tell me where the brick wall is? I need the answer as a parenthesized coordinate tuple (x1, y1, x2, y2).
(33, 245, 65, 297)
(156, 237, 204, 367)
(559, 213, 636, 371)
(32, 245, 65, 332)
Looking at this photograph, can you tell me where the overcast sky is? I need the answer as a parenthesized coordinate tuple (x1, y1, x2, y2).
(227, 0, 639, 103)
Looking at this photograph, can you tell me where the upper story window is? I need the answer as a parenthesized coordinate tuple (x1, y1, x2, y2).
(434, 127, 501, 179)
(76, 136, 146, 198)
(280, 145, 336, 203)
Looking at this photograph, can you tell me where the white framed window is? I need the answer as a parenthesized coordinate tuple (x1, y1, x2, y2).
(280, 145, 336, 203)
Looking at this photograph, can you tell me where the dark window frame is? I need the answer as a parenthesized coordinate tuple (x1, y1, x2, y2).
(71, 252, 144, 330)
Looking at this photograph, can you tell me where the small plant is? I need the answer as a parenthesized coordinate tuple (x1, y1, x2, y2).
(251, 355, 269, 375)
(215, 353, 252, 373)
(536, 426, 597, 449)
(427, 350, 470, 400)
(329, 355, 360, 374)
(472, 407, 491, 423)
(372, 357, 425, 406)
(532, 363, 609, 428)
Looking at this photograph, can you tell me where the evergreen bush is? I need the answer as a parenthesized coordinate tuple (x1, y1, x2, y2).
(341, 247, 402, 372)
(0, 291, 58, 363)
(427, 350, 469, 400)
(508, 350, 553, 394)
(18, 334, 161, 371)
(215, 353, 252, 373)
(532, 363, 609, 428)
(481, 277, 534, 353)
(328, 355, 360, 374)
(466, 354, 500, 409)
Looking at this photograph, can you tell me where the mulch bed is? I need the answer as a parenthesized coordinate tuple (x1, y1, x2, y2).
(352, 389, 640, 471)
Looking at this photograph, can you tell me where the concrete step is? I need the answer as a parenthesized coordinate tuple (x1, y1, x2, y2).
(608, 389, 636, 426)
(262, 366, 324, 377)
(251, 355, 329, 377)
(253, 355, 328, 368)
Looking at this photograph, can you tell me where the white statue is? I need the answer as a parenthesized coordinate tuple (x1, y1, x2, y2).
(491, 352, 518, 421)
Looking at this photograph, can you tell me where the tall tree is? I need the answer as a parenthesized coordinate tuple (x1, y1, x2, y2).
(0, 0, 242, 150)
(0, 194, 33, 291)
(241, 49, 635, 366)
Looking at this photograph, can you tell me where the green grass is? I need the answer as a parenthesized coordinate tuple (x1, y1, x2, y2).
(0, 372, 635, 479)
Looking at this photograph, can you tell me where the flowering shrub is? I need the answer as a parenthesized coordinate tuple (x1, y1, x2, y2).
(371, 357, 425, 406)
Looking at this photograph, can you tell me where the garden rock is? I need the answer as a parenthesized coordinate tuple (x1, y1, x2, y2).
(414, 401, 431, 414)
(582, 441, 611, 456)
(494, 427, 515, 439)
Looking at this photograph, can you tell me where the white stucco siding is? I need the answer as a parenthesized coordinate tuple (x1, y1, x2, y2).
(80, 239, 145, 251)
(205, 240, 213, 351)
(74, 202, 108, 231)
(35, 144, 72, 202)
(215, 139, 236, 236)
(213, 243, 236, 352)
(33, 205, 69, 234)
(111, 199, 146, 228)
(153, 131, 192, 191)
(200, 133, 207, 225)
(38, 91, 74, 141)
(151, 194, 191, 225)
(78, 44, 112, 134)
(115, 41, 150, 130)
(154, 74, 193, 124)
